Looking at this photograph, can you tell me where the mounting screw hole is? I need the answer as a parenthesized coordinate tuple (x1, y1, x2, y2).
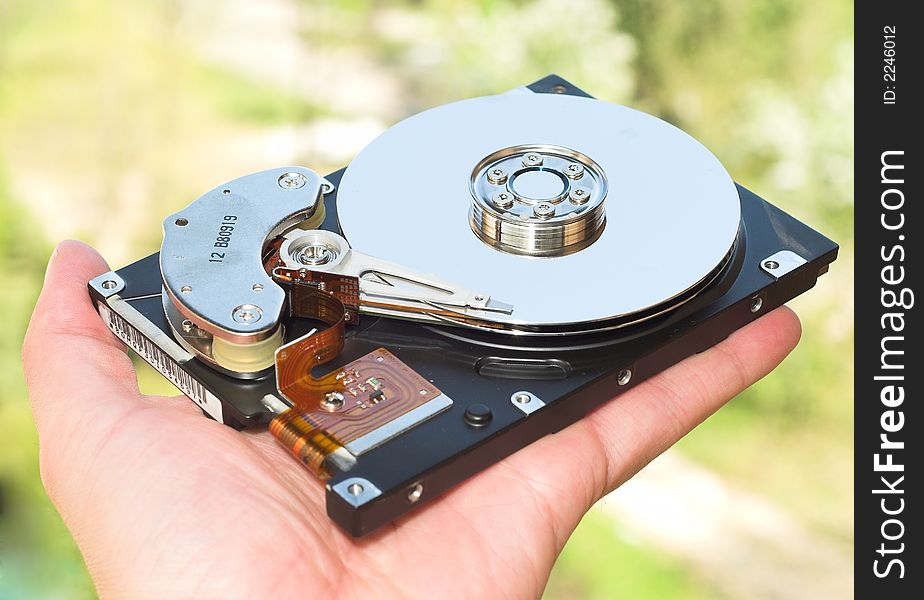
(347, 483, 364, 496)
(101, 280, 117, 290)
(175, 218, 188, 227)
(408, 483, 424, 503)
(617, 369, 632, 386)
(750, 297, 764, 313)
(763, 260, 780, 270)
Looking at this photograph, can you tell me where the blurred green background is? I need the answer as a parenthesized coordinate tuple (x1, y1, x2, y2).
(0, 0, 852, 597)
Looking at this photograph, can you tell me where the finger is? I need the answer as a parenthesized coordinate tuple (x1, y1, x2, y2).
(465, 306, 801, 547)
(585, 305, 802, 492)
(23, 241, 140, 443)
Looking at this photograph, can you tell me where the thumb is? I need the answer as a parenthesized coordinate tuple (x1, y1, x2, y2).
(23, 240, 141, 462)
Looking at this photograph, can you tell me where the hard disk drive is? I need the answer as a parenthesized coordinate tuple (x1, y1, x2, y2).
(87, 75, 838, 537)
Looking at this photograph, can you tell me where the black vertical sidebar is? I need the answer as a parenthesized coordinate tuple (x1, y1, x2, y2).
(855, 2, 919, 597)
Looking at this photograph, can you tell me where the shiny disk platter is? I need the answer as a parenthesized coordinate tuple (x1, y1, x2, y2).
(336, 92, 742, 335)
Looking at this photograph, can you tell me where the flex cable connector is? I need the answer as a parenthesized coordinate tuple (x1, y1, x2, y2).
(266, 276, 350, 477)
(266, 274, 448, 478)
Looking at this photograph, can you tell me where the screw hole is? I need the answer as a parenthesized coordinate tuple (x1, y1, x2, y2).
(222, 189, 231, 195)
(617, 369, 632, 386)
(181, 285, 192, 293)
(101, 280, 117, 290)
(252, 283, 264, 292)
(408, 483, 424, 503)
(514, 393, 532, 404)
(551, 84, 567, 94)
(750, 297, 763, 313)
(347, 483, 364, 496)
(763, 260, 780, 270)
(175, 218, 188, 227)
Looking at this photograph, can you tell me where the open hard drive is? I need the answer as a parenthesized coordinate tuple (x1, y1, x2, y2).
(87, 75, 837, 537)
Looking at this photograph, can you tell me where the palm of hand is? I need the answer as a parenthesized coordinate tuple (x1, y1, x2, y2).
(24, 242, 800, 598)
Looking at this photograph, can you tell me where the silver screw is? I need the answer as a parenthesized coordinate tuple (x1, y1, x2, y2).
(232, 304, 262, 324)
(763, 260, 780, 270)
(321, 391, 344, 412)
(514, 392, 532, 404)
(523, 153, 543, 167)
(534, 202, 555, 219)
(347, 482, 364, 496)
(750, 297, 763, 313)
(617, 369, 632, 386)
(101, 280, 117, 290)
(181, 319, 194, 333)
(278, 172, 308, 189)
(487, 167, 508, 185)
(565, 163, 585, 179)
(569, 187, 591, 205)
(492, 191, 514, 209)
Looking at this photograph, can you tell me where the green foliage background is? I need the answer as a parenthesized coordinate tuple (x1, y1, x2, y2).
(0, 1, 852, 597)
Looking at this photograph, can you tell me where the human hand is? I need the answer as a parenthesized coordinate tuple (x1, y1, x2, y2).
(23, 241, 801, 599)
